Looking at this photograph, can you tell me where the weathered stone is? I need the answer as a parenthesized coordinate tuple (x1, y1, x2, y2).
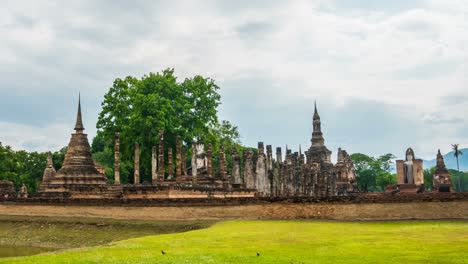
(158, 130, 164, 182)
(266, 145, 274, 195)
(152, 145, 157, 184)
(256, 142, 267, 195)
(0, 180, 15, 198)
(195, 144, 207, 170)
(232, 148, 242, 185)
(276, 147, 283, 196)
(433, 149, 452, 192)
(334, 148, 358, 195)
(114, 133, 120, 185)
(42, 96, 107, 189)
(219, 146, 226, 180)
(134, 143, 140, 185)
(181, 148, 187, 176)
(192, 142, 197, 184)
(176, 137, 182, 182)
(207, 144, 213, 178)
(394, 148, 424, 193)
(42, 151, 56, 184)
(168, 148, 174, 180)
(19, 183, 28, 198)
(244, 150, 255, 189)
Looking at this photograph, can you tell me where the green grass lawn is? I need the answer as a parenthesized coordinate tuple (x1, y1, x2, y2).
(2, 220, 467, 264)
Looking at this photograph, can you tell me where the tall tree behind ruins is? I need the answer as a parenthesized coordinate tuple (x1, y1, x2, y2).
(93, 69, 243, 183)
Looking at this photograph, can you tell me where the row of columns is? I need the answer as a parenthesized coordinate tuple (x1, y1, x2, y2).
(113, 132, 337, 197)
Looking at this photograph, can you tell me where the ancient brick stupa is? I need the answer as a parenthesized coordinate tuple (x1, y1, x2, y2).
(432, 149, 452, 192)
(40, 96, 109, 197)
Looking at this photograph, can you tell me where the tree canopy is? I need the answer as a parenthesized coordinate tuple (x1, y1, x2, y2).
(93, 69, 242, 183)
(351, 153, 396, 192)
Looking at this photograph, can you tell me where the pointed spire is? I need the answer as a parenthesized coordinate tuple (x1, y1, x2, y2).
(47, 151, 53, 168)
(74, 94, 84, 132)
(313, 100, 320, 119)
(311, 100, 325, 146)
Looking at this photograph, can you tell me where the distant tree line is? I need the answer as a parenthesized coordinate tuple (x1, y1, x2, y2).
(0, 142, 66, 193)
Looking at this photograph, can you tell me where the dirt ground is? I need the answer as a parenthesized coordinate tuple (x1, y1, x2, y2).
(0, 201, 467, 220)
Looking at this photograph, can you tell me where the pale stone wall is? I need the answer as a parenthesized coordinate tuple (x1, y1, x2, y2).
(414, 159, 424, 185)
(396, 160, 405, 184)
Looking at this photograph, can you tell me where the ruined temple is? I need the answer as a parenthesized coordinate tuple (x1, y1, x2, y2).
(40, 97, 357, 199)
(432, 149, 452, 192)
(393, 148, 424, 193)
(274, 103, 357, 197)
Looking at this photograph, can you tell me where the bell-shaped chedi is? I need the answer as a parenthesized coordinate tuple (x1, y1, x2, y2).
(42, 96, 108, 188)
(42, 152, 56, 183)
(433, 149, 452, 192)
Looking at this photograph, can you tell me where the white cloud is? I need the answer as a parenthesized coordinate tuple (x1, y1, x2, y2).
(0, 122, 70, 152)
(0, 0, 467, 159)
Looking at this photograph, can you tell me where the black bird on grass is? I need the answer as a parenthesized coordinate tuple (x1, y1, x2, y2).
(257, 252, 260, 256)
(161, 250, 166, 255)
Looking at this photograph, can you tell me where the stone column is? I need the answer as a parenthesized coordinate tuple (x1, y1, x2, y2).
(244, 150, 255, 189)
(299, 153, 305, 195)
(176, 137, 182, 182)
(134, 143, 140, 185)
(331, 173, 337, 196)
(276, 147, 282, 195)
(256, 142, 266, 195)
(207, 144, 213, 178)
(168, 148, 174, 180)
(219, 146, 226, 180)
(266, 145, 273, 196)
(152, 145, 157, 184)
(181, 148, 187, 176)
(158, 130, 164, 182)
(232, 148, 241, 185)
(191, 142, 197, 184)
(114, 133, 120, 185)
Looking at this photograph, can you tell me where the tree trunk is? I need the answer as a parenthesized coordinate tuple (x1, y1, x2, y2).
(457, 157, 461, 192)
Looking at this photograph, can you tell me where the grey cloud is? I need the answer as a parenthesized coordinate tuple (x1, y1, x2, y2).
(440, 95, 468, 106)
(236, 21, 275, 41)
(218, 76, 425, 159)
(393, 60, 461, 80)
(0, 0, 466, 160)
(332, 0, 426, 14)
(421, 112, 464, 125)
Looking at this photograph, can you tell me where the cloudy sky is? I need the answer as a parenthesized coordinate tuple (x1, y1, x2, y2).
(1, 0, 467, 160)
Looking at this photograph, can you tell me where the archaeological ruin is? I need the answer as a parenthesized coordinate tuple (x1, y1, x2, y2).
(432, 149, 452, 192)
(386, 147, 425, 194)
(33, 97, 360, 200)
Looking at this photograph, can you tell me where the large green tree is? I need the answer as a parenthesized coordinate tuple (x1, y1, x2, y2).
(351, 153, 396, 192)
(94, 69, 241, 183)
